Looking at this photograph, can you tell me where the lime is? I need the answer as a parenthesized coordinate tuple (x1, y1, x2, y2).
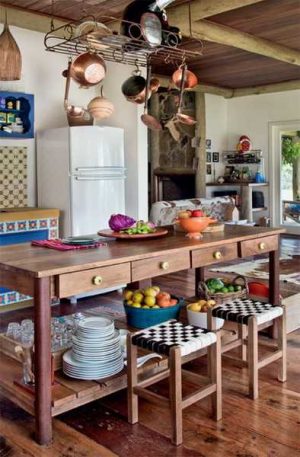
(235, 285, 242, 291)
(209, 288, 215, 294)
(221, 287, 229, 294)
(228, 286, 234, 292)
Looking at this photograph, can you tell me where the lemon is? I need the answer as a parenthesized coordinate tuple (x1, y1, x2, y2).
(132, 292, 144, 303)
(123, 290, 133, 300)
(142, 305, 150, 309)
(132, 302, 142, 308)
(152, 305, 160, 309)
(198, 299, 207, 306)
(144, 296, 156, 307)
(188, 302, 201, 312)
(126, 300, 133, 306)
(144, 287, 157, 297)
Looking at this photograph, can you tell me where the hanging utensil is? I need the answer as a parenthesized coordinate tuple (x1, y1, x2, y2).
(87, 86, 114, 120)
(0, 10, 22, 80)
(63, 60, 93, 126)
(172, 64, 198, 90)
(141, 63, 162, 131)
(122, 65, 147, 104)
(176, 65, 197, 126)
(70, 52, 106, 87)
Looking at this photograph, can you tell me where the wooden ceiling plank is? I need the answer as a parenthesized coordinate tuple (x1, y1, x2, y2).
(167, 0, 267, 25)
(183, 19, 300, 66)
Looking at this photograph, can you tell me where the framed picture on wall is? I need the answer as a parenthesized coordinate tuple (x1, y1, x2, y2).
(206, 139, 212, 149)
(206, 152, 211, 162)
(206, 164, 212, 175)
(212, 152, 219, 162)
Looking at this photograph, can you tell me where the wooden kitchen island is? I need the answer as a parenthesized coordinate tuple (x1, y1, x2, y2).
(0, 225, 283, 445)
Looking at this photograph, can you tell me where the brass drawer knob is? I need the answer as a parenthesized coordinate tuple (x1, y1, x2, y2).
(160, 261, 169, 270)
(92, 276, 103, 286)
(213, 251, 222, 260)
(258, 242, 266, 250)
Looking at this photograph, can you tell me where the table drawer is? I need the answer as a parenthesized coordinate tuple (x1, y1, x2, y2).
(131, 252, 190, 282)
(192, 243, 238, 268)
(239, 235, 278, 257)
(57, 263, 131, 298)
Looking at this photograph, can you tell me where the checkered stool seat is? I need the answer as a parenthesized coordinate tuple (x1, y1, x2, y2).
(212, 298, 283, 325)
(131, 319, 217, 357)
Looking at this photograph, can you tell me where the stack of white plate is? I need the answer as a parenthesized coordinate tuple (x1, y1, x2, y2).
(63, 316, 123, 380)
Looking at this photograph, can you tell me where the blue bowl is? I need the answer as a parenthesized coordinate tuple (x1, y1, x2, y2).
(124, 296, 184, 329)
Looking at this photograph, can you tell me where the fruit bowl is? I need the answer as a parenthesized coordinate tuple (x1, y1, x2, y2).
(123, 296, 183, 329)
(186, 301, 224, 330)
(179, 216, 216, 239)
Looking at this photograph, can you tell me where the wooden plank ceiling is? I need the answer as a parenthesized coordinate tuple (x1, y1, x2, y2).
(1, 0, 300, 89)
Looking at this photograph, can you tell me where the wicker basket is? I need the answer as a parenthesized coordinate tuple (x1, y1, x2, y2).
(198, 275, 248, 305)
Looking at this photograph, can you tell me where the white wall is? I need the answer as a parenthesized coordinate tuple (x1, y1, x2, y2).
(226, 90, 300, 220)
(0, 25, 148, 220)
(205, 94, 228, 194)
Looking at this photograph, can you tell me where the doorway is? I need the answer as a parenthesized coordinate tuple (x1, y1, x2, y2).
(269, 120, 300, 235)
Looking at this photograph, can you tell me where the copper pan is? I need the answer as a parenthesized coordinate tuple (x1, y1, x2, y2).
(172, 64, 198, 89)
(70, 52, 106, 87)
(141, 64, 162, 131)
(63, 61, 93, 126)
(175, 65, 197, 125)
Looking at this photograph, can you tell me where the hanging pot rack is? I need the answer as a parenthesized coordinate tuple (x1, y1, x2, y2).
(44, 15, 203, 68)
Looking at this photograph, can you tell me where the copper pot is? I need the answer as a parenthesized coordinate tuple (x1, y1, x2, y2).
(70, 52, 106, 87)
(172, 65, 198, 89)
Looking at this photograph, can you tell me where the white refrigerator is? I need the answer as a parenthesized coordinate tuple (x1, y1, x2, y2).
(37, 126, 126, 238)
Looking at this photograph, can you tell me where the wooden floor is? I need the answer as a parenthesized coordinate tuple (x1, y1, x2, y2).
(0, 236, 300, 456)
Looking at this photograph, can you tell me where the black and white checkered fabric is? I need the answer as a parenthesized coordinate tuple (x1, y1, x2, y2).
(212, 298, 283, 325)
(131, 320, 216, 356)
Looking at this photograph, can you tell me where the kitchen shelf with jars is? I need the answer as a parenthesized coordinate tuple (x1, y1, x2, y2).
(0, 92, 34, 139)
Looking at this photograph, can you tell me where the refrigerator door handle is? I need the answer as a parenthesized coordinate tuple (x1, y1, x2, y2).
(75, 166, 126, 173)
(75, 176, 125, 181)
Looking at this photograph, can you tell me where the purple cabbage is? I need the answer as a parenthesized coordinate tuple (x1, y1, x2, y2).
(109, 214, 136, 231)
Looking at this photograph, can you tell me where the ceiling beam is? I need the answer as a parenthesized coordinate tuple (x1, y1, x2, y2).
(155, 74, 300, 98)
(227, 79, 300, 98)
(0, 4, 66, 33)
(167, 0, 267, 25)
(178, 19, 300, 66)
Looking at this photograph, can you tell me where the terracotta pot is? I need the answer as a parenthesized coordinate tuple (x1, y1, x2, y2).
(87, 88, 114, 120)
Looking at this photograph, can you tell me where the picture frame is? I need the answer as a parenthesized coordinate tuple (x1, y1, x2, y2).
(224, 165, 234, 176)
(205, 139, 211, 149)
(206, 152, 211, 162)
(206, 164, 212, 175)
(212, 152, 219, 162)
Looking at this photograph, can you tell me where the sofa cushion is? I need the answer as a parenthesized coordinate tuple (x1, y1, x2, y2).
(150, 197, 236, 226)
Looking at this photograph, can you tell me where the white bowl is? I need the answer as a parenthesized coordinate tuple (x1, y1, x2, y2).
(187, 309, 224, 330)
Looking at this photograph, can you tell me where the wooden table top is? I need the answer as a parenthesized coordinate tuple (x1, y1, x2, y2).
(0, 226, 284, 278)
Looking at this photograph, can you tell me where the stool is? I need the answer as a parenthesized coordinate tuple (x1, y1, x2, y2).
(127, 320, 222, 446)
(208, 298, 286, 399)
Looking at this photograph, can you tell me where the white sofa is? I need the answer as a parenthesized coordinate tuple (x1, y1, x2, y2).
(150, 197, 237, 226)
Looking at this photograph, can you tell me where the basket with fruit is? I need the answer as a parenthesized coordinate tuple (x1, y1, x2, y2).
(123, 287, 183, 329)
(198, 275, 248, 305)
(186, 299, 224, 329)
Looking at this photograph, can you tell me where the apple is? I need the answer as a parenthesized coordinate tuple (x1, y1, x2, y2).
(191, 210, 204, 217)
(156, 292, 171, 301)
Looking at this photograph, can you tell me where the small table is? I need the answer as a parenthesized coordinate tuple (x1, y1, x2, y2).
(0, 225, 283, 445)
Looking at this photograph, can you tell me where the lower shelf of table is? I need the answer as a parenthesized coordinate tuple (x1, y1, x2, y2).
(0, 352, 168, 418)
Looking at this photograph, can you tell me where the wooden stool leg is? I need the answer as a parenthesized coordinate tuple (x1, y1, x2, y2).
(238, 324, 247, 362)
(127, 335, 138, 424)
(209, 332, 222, 421)
(207, 309, 216, 377)
(169, 347, 182, 446)
(248, 317, 258, 399)
(278, 307, 287, 382)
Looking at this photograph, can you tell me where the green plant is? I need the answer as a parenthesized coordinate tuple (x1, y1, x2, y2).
(282, 136, 300, 165)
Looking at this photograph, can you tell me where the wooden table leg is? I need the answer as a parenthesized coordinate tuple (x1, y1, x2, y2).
(34, 277, 52, 445)
(195, 267, 205, 297)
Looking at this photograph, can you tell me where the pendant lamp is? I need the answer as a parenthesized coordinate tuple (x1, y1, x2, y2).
(0, 11, 22, 80)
